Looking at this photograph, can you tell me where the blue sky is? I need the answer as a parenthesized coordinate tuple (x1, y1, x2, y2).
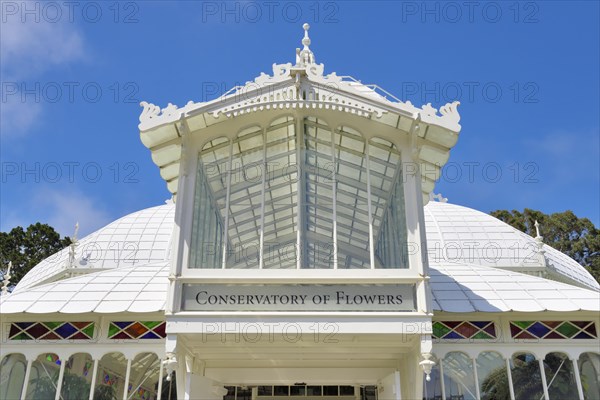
(1, 1, 599, 237)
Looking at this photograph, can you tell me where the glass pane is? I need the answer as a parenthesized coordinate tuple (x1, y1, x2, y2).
(579, 352, 600, 400)
(128, 352, 160, 400)
(544, 352, 578, 399)
(477, 351, 510, 400)
(290, 385, 306, 396)
(0, 354, 26, 400)
(258, 386, 273, 396)
(511, 353, 544, 400)
(26, 353, 61, 399)
(307, 385, 322, 396)
(302, 118, 334, 268)
(95, 352, 128, 400)
(61, 353, 93, 400)
(423, 361, 442, 400)
(335, 127, 370, 269)
(190, 137, 229, 268)
(369, 138, 408, 268)
(442, 352, 477, 400)
(323, 385, 339, 396)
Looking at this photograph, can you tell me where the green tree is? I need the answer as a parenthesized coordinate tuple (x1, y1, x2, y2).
(0, 223, 71, 289)
(490, 209, 600, 284)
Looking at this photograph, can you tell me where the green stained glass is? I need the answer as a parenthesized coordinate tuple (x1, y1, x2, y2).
(82, 323, 95, 338)
(556, 322, 579, 338)
(108, 323, 120, 338)
(513, 321, 534, 329)
(12, 332, 32, 340)
(44, 321, 61, 330)
(141, 321, 161, 329)
(472, 331, 492, 340)
(433, 322, 450, 338)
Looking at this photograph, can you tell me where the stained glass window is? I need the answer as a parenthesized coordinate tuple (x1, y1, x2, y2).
(510, 321, 597, 339)
(107, 321, 166, 339)
(432, 321, 496, 340)
(8, 321, 94, 340)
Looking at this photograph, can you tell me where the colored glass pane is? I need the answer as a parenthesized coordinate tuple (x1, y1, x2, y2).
(556, 322, 579, 338)
(515, 331, 535, 339)
(15, 322, 33, 329)
(140, 331, 160, 339)
(125, 322, 148, 338)
(470, 321, 490, 329)
(108, 323, 120, 337)
(545, 331, 563, 339)
(527, 322, 551, 338)
(82, 323, 95, 338)
(455, 322, 478, 338)
(55, 323, 77, 338)
(154, 322, 166, 337)
(141, 321, 161, 329)
(574, 331, 593, 339)
(584, 323, 597, 337)
(9, 324, 21, 338)
(44, 321, 61, 330)
(443, 321, 461, 329)
(513, 321, 534, 329)
(432, 322, 450, 338)
(27, 323, 49, 338)
(114, 321, 133, 329)
(443, 331, 462, 339)
(483, 324, 496, 337)
(12, 332, 31, 340)
(43, 332, 60, 340)
(472, 331, 492, 340)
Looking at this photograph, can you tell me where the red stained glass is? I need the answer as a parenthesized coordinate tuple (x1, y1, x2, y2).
(584, 323, 597, 337)
(510, 323, 521, 337)
(125, 322, 148, 338)
(70, 332, 89, 340)
(483, 324, 496, 336)
(454, 322, 478, 338)
(26, 323, 49, 339)
(544, 331, 563, 339)
(154, 322, 166, 338)
(112, 331, 131, 340)
(442, 321, 461, 329)
(515, 331, 535, 339)
(71, 321, 91, 329)
(542, 321, 561, 328)
(43, 332, 61, 340)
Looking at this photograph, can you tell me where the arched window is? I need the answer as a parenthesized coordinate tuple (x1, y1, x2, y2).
(510, 352, 544, 400)
(26, 353, 61, 399)
(0, 354, 27, 400)
(578, 352, 600, 400)
(543, 352, 578, 399)
(442, 351, 477, 400)
(477, 351, 509, 400)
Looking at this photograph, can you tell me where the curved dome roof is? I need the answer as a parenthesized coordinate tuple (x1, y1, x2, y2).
(14, 201, 598, 292)
(14, 204, 175, 292)
(424, 201, 599, 290)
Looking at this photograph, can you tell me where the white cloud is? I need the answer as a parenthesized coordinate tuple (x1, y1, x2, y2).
(1, 9, 87, 138)
(1, 14, 86, 80)
(1, 187, 113, 237)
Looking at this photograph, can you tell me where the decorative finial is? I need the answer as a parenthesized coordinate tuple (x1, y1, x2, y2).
(67, 222, 79, 272)
(295, 23, 315, 67)
(534, 220, 542, 240)
(1, 261, 12, 295)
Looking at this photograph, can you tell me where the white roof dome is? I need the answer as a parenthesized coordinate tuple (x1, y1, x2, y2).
(14, 204, 175, 292)
(14, 201, 598, 292)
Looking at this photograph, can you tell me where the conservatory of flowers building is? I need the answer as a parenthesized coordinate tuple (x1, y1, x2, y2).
(1, 25, 599, 400)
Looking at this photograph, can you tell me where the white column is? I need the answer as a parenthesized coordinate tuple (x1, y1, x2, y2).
(505, 358, 515, 400)
(572, 358, 584, 400)
(123, 359, 132, 400)
(364, 143, 375, 269)
(54, 358, 67, 400)
(88, 359, 99, 400)
(20, 358, 33, 400)
(472, 357, 480, 400)
(439, 360, 446, 400)
(156, 359, 164, 400)
(538, 358, 550, 400)
(394, 370, 402, 400)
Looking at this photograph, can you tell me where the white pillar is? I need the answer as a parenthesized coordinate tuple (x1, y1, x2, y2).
(394, 370, 402, 400)
(505, 358, 515, 400)
(538, 358, 550, 400)
(472, 358, 480, 400)
(439, 360, 446, 400)
(20, 359, 33, 400)
(88, 359, 99, 400)
(123, 359, 132, 400)
(572, 358, 584, 400)
(54, 359, 67, 400)
(156, 359, 164, 400)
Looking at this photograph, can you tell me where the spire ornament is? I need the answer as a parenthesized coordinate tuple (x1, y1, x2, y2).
(1, 261, 12, 295)
(295, 23, 315, 67)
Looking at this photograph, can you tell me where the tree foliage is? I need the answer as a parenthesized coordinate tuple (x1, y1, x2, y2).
(0, 223, 71, 289)
(490, 208, 600, 284)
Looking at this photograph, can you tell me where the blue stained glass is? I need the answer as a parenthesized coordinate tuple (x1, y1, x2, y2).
(141, 331, 160, 339)
(55, 323, 77, 338)
(15, 322, 33, 329)
(443, 331, 463, 339)
(527, 322, 551, 338)
(573, 331, 593, 339)
(471, 321, 490, 329)
(114, 321, 133, 329)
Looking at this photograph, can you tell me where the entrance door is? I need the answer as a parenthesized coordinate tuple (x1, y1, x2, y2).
(222, 385, 378, 400)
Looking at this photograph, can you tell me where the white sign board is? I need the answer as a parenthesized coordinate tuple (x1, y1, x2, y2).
(181, 284, 416, 312)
